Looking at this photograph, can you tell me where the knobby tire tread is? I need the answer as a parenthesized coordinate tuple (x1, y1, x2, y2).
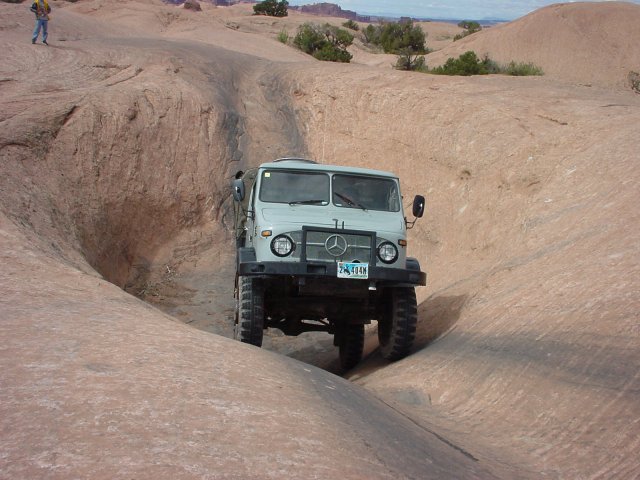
(238, 276, 264, 346)
(379, 287, 417, 361)
(339, 323, 365, 371)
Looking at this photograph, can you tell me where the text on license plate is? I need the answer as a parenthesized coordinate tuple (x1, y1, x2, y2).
(337, 262, 369, 279)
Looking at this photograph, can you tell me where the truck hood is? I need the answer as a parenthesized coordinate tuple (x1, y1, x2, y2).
(260, 206, 405, 235)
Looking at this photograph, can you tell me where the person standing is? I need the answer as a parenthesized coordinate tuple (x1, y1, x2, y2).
(30, 0, 51, 45)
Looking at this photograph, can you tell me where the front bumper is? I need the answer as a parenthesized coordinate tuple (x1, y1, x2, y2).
(237, 248, 426, 287)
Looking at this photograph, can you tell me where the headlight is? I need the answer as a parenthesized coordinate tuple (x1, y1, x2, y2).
(271, 235, 295, 257)
(377, 241, 398, 264)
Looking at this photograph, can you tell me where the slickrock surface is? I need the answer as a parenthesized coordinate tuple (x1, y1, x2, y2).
(1, 1, 639, 478)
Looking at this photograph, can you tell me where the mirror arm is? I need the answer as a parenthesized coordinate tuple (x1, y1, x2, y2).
(405, 217, 418, 229)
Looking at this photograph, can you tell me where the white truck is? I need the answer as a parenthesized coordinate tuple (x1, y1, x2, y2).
(232, 158, 426, 370)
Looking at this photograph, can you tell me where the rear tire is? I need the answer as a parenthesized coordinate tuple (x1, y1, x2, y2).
(338, 323, 364, 371)
(378, 287, 417, 360)
(235, 276, 264, 346)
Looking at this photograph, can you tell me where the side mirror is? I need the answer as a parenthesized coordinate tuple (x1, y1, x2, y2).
(412, 195, 425, 218)
(232, 178, 245, 202)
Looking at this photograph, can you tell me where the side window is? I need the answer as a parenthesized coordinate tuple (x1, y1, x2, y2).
(387, 184, 400, 211)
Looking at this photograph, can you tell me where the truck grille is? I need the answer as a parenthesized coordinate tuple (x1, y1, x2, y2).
(288, 228, 375, 263)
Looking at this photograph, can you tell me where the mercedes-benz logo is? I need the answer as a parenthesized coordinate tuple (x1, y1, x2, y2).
(325, 234, 348, 257)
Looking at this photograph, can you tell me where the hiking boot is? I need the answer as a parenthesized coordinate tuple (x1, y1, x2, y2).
(43, 40, 48, 45)
(32, 39, 36, 44)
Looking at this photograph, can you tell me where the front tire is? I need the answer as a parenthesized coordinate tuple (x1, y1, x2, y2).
(338, 323, 364, 371)
(235, 276, 264, 346)
(378, 287, 417, 360)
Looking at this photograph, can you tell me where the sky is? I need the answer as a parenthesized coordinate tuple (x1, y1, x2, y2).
(287, 0, 640, 21)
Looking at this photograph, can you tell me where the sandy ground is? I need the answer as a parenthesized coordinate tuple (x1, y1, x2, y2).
(1, 0, 639, 478)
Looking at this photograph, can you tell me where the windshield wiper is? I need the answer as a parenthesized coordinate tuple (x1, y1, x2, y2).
(288, 199, 327, 205)
(334, 192, 367, 211)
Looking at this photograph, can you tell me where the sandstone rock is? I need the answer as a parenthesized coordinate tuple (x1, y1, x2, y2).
(1, 1, 639, 478)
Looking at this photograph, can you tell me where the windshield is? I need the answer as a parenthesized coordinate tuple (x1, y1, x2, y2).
(259, 171, 330, 205)
(332, 174, 400, 212)
(258, 170, 401, 212)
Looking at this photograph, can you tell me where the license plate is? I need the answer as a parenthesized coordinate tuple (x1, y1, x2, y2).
(337, 262, 369, 279)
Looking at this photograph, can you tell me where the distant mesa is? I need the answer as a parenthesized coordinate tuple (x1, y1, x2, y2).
(289, 2, 371, 22)
(161, 1, 372, 21)
(164, 0, 236, 6)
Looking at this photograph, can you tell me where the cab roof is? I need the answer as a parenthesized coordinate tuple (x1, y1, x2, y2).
(259, 158, 398, 179)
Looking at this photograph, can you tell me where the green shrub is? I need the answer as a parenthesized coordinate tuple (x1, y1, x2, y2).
(363, 24, 380, 44)
(482, 57, 502, 74)
(342, 19, 359, 31)
(277, 28, 289, 44)
(453, 20, 481, 41)
(293, 23, 353, 63)
(431, 51, 488, 75)
(313, 43, 352, 62)
(429, 51, 543, 77)
(363, 20, 427, 54)
(458, 21, 481, 32)
(324, 24, 354, 49)
(293, 23, 326, 54)
(253, 0, 288, 17)
(395, 48, 427, 72)
(504, 61, 544, 76)
(378, 22, 404, 52)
